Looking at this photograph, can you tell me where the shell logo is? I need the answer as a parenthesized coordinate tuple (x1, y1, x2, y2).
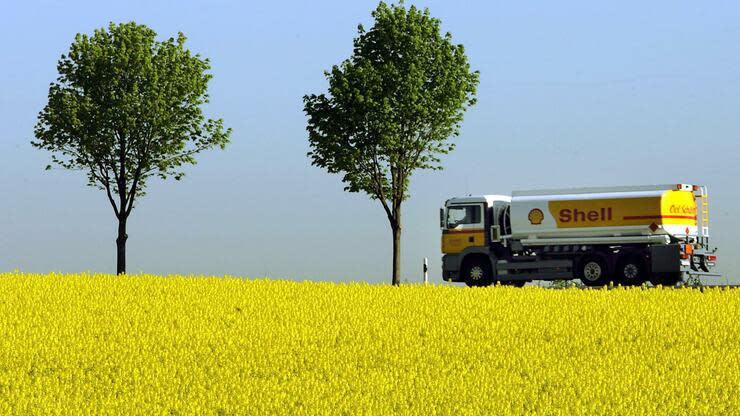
(528, 208, 544, 225)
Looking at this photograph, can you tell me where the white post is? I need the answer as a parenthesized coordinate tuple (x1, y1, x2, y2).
(423, 257, 429, 284)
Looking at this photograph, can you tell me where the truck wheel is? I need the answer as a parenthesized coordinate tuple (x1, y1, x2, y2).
(462, 257, 493, 287)
(616, 256, 646, 286)
(579, 257, 610, 287)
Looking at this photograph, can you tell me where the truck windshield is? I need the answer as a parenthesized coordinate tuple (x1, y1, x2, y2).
(447, 205, 481, 228)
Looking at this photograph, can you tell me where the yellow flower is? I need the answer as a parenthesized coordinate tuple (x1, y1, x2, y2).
(0, 272, 737, 415)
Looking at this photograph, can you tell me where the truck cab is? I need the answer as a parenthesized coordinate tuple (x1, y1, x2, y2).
(441, 195, 519, 286)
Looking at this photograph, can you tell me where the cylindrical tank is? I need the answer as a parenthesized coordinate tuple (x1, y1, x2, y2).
(510, 187, 697, 241)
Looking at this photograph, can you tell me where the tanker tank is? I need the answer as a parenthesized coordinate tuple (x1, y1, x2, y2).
(509, 185, 698, 244)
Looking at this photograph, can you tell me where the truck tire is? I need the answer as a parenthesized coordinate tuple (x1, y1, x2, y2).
(616, 255, 646, 286)
(578, 256, 611, 287)
(462, 257, 493, 287)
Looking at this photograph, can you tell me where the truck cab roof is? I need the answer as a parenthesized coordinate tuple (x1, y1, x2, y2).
(446, 195, 511, 206)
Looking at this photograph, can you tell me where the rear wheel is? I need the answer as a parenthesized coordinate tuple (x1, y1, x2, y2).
(616, 255, 646, 286)
(462, 257, 493, 287)
(579, 257, 611, 287)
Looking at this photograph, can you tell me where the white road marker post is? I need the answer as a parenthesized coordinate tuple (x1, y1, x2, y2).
(423, 257, 429, 285)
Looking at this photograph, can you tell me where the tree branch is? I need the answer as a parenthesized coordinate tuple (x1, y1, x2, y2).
(124, 163, 144, 217)
(141, 145, 202, 176)
(117, 130, 127, 219)
(98, 162, 120, 218)
(369, 145, 394, 223)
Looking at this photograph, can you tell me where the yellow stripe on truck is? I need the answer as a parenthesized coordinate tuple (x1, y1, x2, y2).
(547, 190, 697, 229)
(441, 229, 485, 254)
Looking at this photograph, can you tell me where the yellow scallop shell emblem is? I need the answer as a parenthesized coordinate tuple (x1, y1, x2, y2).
(528, 208, 544, 225)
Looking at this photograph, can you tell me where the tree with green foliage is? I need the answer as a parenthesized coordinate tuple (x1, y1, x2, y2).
(303, 2, 479, 285)
(33, 22, 231, 275)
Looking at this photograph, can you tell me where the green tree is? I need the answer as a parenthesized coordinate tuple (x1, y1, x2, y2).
(303, 2, 478, 285)
(33, 22, 231, 274)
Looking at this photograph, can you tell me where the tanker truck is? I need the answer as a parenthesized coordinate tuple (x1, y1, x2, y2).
(440, 184, 719, 287)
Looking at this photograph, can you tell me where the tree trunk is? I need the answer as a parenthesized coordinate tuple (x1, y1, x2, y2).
(391, 223, 401, 285)
(390, 199, 402, 285)
(116, 216, 128, 275)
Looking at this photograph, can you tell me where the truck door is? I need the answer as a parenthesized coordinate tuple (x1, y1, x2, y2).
(442, 204, 486, 253)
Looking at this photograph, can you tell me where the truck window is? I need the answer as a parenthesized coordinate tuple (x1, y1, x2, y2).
(447, 205, 481, 228)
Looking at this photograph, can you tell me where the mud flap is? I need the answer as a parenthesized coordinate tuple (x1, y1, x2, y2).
(650, 244, 680, 273)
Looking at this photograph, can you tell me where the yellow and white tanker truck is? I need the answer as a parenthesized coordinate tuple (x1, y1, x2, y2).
(440, 184, 719, 286)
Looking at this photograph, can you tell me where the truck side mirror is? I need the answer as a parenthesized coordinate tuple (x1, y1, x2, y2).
(439, 208, 445, 228)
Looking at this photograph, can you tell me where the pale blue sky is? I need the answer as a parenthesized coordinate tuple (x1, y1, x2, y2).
(1, 1, 738, 284)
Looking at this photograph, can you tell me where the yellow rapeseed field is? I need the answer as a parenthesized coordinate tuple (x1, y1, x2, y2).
(0, 272, 737, 415)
